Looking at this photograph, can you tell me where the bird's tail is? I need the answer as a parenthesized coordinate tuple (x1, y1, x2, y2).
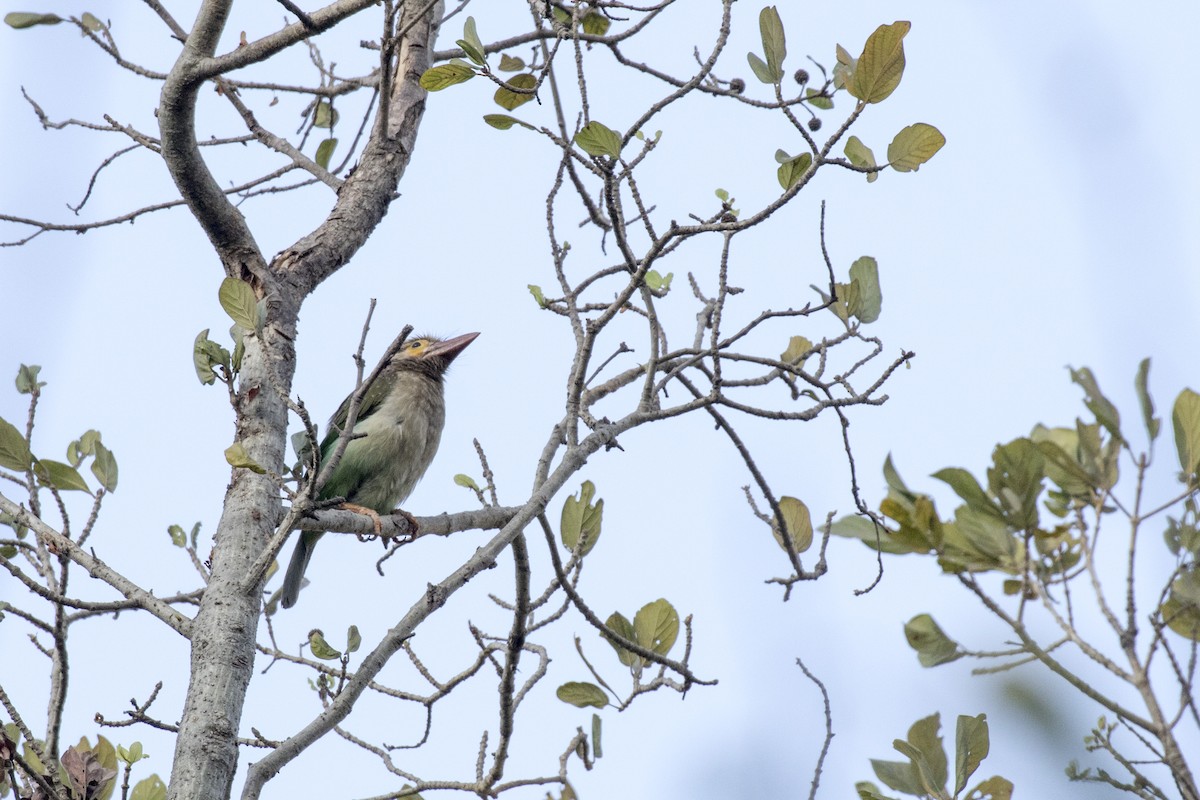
(280, 532, 317, 609)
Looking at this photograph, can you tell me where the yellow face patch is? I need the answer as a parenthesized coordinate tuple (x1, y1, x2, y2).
(400, 337, 434, 359)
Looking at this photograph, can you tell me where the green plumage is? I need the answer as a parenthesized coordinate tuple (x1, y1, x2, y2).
(280, 332, 478, 609)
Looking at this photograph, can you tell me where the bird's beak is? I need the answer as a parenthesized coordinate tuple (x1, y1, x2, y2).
(424, 331, 479, 365)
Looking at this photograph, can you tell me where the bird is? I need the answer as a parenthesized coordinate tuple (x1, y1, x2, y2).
(279, 331, 479, 609)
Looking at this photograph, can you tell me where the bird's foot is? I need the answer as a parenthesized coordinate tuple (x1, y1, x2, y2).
(340, 502, 384, 535)
(389, 508, 420, 537)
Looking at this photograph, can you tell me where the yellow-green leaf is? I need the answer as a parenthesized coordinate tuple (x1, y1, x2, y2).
(419, 62, 475, 91)
(129, 775, 167, 800)
(308, 630, 341, 660)
(218, 277, 260, 332)
(313, 100, 337, 129)
(454, 473, 480, 490)
(224, 442, 266, 474)
(556, 681, 608, 708)
(781, 336, 813, 366)
(772, 496, 813, 552)
(904, 613, 961, 666)
(887, 123, 945, 172)
(315, 137, 338, 170)
(759, 6, 786, 79)
(1173, 388, 1200, 476)
(35, 459, 91, 493)
(633, 598, 679, 656)
(15, 363, 44, 394)
(528, 284, 548, 308)
(844, 135, 878, 182)
(91, 442, 118, 492)
(574, 121, 622, 159)
(847, 256, 882, 323)
(561, 480, 603, 556)
(582, 11, 610, 36)
(0, 416, 32, 471)
(776, 151, 812, 191)
(850, 21, 910, 103)
(498, 53, 525, 72)
(494, 73, 536, 111)
(603, 612, 640, 668)
(5, 12, 62, 28)
(483, 113, 531, 130)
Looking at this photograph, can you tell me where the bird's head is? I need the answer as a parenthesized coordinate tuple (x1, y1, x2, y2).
(390, 332, 479, 381)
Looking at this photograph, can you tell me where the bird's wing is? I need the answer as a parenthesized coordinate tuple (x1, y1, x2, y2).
(319, 374, 392, 459)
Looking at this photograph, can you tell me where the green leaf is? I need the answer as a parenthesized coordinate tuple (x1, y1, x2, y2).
(91, 442, 118, 492)
(457, 16, 486, 65)
(129, 775, 167, 800)
(4, 12, 63, 28)
(168, 524, 187, 547)
(0, 417, 32, 471)
(560, 480, 603, 556)
(644, 270, 673, 291)
(192, 331, 215, 385)
(850, 21, 910, 103)
(483, 113, 532, 130)
(308, 630, 341, 660)
(219, 277, 260, 333)
(574, 121, 623, 159)
(224, 442, 266, 474)
(776, 151, 812, 191)
(833, 43, 856, 91)
(582, 11, 611, 36)
(759, 6, 786, 80)
(901, 714, 947, 796)
(498, 53, 525, 72)
(1068, 366, 1123, 443)
(313, 100, 337, 128)
(15, 364, 45, 394)
(904, 614, 961, 666)
(527, 284, 548, 308)
(854, 781, 900, 800)
(970, 775, 1013, 800)
(772, 496, 813, 553)
(887, 123, 945, 172)
(844, 135, 878, 182)
(805, 88, 834, 110)
(633, 598, 679, 656)
(954, 714, 989, 794)
(846, 256, 882, 323)
(1171, 389, 1200, 477)
(592, 713, 603, 758)
(1135, 358, 1160, 442)
(454, 473, 480, 491)
(315, 137, 337, 170)
(747, 52, 775, 84)
(871, 758, 923, 796)
(556, 681, 609, 708)
(93, 735, 119, 800)
(494, 73, 537, 110)
(932, 468, 1000, 520)
(419, 62, 476, 91)
(781, 335, 813, 366)
(346, 624, 362, 653)
(34, 459, 90, 493)
(604, 612, 640, 668)
(80, 12, 103, 31)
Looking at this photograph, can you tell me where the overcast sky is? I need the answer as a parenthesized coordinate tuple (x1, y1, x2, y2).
(2, 2, 1197, 799)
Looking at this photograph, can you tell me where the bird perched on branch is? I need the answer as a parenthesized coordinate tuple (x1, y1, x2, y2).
(280, 332, 479, 609)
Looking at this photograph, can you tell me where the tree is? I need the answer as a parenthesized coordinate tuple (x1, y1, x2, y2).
(0, 4, 944, 800)
(838, 363, 1200, 800)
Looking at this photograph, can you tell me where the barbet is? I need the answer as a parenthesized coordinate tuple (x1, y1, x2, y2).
(280, 332, 479, 608)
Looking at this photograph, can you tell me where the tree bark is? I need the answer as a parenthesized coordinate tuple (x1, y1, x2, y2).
(159, 2, 444, 798)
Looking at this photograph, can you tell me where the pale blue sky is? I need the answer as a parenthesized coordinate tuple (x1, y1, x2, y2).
(2, 3, 1197, 798)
